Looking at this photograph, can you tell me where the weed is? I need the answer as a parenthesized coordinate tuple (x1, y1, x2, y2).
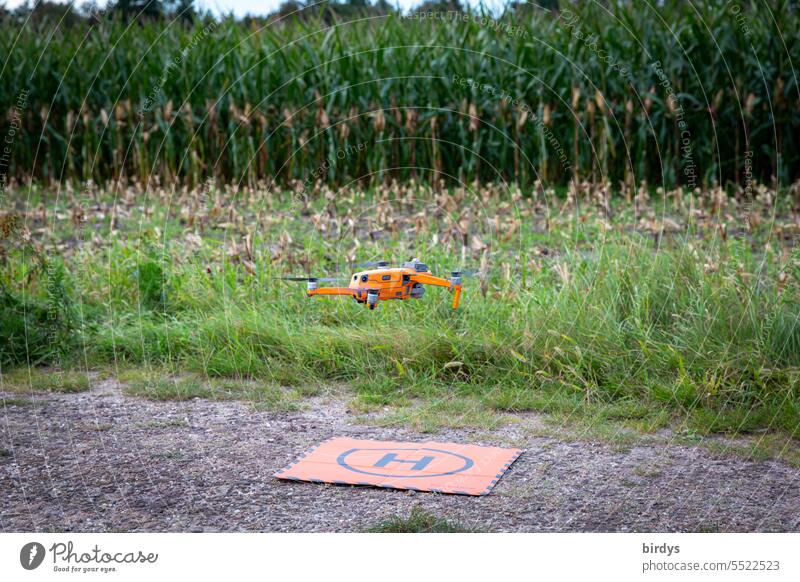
(367, 506, 478, 533)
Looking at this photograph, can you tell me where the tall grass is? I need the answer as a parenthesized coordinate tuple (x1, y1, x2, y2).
(0, 1, 797, 189)
(4, 183, 800, 435)
(54, 236, 800, 434)
(0, 256, 78, 367)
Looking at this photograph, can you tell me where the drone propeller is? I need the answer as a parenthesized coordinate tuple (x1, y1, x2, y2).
(450, 268, 480, 278)
(354, 260, 396, 269)
(277, 276, 344, 283)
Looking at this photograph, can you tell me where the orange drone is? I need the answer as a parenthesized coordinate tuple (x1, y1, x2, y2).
(280, 259, 467, 310)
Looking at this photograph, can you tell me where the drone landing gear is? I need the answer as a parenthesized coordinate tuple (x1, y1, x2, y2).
(366, 289, 379, 310)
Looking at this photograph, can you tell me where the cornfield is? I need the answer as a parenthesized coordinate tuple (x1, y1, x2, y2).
(0, 0, 798, 190)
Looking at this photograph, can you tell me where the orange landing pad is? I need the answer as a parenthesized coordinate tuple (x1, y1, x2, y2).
(275, 437, 523, 496)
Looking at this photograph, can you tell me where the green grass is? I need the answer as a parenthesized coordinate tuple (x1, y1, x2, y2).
(366, 506, 477, 533)
(1, 369, 91, 393)
(1, 396, 34, 407)
(700, 434, 800, 468)
(121, 368, 307, 411)
(3, 184, 800, 454)
(366, 396, 509, 433)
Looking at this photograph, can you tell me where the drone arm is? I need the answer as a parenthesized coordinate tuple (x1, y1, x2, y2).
(410, 273, 463, 309)
(409, 273, 451, 288)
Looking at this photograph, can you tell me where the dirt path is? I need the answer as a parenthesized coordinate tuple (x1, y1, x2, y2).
(2, 379, 799, 532)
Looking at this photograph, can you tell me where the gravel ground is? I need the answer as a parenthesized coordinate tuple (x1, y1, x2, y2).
(1, 379, 799, 532)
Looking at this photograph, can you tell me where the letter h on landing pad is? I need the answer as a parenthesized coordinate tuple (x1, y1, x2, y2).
(275, 437, 523, 496)
(373, 452, 434, 471)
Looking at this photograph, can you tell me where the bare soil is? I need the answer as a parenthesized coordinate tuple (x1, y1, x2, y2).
(2, 379, 799, 532)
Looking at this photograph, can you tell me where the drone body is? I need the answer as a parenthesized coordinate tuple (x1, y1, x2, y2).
(292, 259, 463, 310)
